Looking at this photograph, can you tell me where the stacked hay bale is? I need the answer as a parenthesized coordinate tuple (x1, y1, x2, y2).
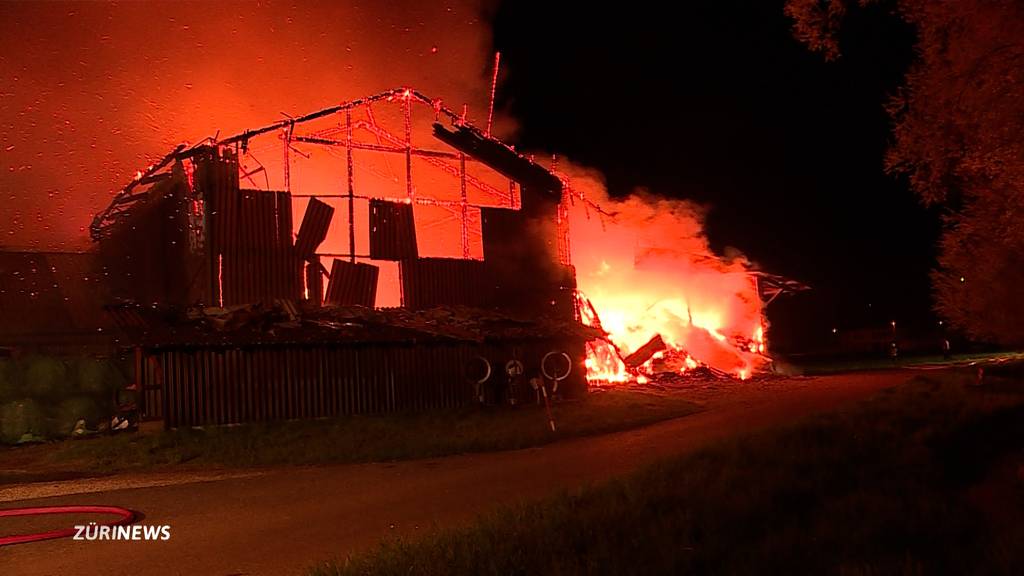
(0, 355, 124, 443)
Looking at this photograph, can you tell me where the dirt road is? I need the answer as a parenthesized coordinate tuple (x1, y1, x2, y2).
(0, 371, 912, 576)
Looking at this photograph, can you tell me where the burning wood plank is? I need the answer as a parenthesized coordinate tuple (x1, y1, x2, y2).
(623, 334, 667, 369)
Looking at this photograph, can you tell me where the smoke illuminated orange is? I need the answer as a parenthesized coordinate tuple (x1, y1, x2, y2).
(559, 169, 770, 382)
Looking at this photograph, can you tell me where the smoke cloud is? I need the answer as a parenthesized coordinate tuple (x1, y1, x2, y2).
(0, 0, 494, 249)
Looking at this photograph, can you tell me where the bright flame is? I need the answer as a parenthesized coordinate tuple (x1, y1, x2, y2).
(565, 171, 769, 383)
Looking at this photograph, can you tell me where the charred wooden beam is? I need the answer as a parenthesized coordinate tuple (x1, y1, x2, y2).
(432, 123, 562, 198)
(623, 334, 668, 369)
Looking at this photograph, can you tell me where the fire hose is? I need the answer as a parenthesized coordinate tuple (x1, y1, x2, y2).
(0, 505, 136, 547)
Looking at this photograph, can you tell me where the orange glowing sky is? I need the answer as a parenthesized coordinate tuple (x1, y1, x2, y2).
(0, 0, 497, 250)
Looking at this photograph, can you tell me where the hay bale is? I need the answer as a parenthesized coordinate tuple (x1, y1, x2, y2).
(55, 396, 103, 435)
(21, 356, 72, 399)
(0, 358, 18, 401)
(77, 358, 118, 396)
(0, 399, 45, 443)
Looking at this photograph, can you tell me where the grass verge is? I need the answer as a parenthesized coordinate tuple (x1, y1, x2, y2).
(793, 350, 1024, 375)
(1, 389, 699, 481)
(310, 369, 1024, 576)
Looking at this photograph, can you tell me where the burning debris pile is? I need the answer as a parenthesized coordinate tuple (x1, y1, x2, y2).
(560, 176, 781, 383)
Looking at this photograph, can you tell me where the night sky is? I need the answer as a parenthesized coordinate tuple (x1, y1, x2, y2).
(490, 0, 940, 350)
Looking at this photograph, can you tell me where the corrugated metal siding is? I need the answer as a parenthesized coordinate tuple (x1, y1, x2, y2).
(141, 354, 163, 421)
(368, 199, 418, 260)
(398, 256, 574, 319)
(324, 259, 379, 307)
(294, 197, 334, 261)
(400, 258, 495, 310)
(150, 343, 479, 427)
(198, 147, 239, 305)
(99, 174, 194, 307)
(198, 147, 301, 306)
(213, 187, 301, 305)
(143, 338, 588, 428)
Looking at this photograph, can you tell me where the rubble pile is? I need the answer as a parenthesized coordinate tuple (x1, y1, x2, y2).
(110, 300, 604, 347)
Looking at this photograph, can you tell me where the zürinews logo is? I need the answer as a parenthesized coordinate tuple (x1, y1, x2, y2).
(73, 523, 171, 541)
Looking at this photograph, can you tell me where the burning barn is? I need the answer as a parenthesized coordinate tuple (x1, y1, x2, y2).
(88, 88, 591, 427)
(3, 87, 802, 432)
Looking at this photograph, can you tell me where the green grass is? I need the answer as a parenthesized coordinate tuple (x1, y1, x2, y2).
(310, 369, 1024, 576)
(16, 389, 698, 477)
(794, 350, 1024, 375)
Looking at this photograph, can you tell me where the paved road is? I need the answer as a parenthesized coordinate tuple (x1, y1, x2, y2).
(0, 371, 911, 576)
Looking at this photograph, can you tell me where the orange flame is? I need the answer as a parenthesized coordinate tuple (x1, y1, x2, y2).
(565, 171, 769, 383)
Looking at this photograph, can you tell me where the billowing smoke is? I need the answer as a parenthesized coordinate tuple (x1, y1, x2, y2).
(0, 0, 494, 250)
(558, 164, 768, 378)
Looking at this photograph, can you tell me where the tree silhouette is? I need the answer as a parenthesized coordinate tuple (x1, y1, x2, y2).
(786, 0, 1024, 345)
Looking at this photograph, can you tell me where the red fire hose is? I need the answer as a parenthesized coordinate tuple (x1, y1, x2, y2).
(0, 505, 136, 547)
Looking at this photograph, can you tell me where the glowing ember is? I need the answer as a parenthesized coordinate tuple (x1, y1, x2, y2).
(563, 171, 770, 383)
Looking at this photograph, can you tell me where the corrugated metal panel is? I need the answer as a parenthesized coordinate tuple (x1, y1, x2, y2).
(149, 344, 478, 427)
(98, 172, 195, 307)
(196, 147, 239, 306)
(196, 147, 301, 307)
(368, 199, 418, 260)
(294, 198, 334, 261)
(399, 257, 495, 310)
(215, 188, 301, 305)
(144, 338, 589, 428)
(266, 191, 300, 301)
(140, 354, 162, 421)
(324, 259, 379, 307)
